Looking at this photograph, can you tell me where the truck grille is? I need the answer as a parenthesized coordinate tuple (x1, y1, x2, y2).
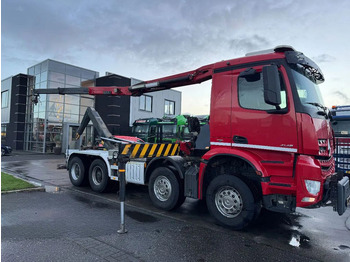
(315, 154, 335, 176)
(317, 139, 335, 176)
(318, 139, 331, 156)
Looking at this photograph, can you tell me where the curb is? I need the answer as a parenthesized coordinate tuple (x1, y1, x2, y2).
(2, 187, 46, 194)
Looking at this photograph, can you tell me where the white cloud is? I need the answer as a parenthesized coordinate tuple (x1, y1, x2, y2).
(2, 0, 350, 113)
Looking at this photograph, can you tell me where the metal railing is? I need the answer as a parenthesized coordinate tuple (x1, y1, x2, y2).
(334, 138, 350, 174)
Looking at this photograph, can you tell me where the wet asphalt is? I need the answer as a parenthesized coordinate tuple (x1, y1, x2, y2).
(2, 152, 350, 262)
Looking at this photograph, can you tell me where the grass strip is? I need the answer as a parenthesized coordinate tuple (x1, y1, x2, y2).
(1, 172, 36, 192)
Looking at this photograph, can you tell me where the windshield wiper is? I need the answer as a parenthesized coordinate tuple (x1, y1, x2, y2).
(306, 102, 330, 119)
(306, 102, 326, 110)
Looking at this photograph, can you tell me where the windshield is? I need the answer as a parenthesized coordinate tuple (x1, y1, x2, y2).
(291, 66, 325, 107)
(162, 124, 177, 137)
(332, 121, 350, 137)
(132, 125, 149, 134)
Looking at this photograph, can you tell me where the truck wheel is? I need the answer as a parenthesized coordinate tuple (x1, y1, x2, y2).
(206, 175, 257, 230)
(148, 167, 185, 210)
(69, 157, 87, 187)
(89, 159, 109, 193)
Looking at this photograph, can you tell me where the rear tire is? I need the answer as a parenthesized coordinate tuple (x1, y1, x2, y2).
(206, 175, 258, 230)
(68, 157, 87, 187)
(89, 159, 109, 193)
(148, 167, 185, 210)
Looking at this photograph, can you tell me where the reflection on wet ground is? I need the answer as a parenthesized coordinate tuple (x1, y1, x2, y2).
(2, 157, 349, 260)
(336, 245, 350, 251)
(72, 183, 349, 257)
(72, 194, 113, 209)
(126, 210, 160, 223)
(247, 210, 312, 249)
(2, 161, 30, 176)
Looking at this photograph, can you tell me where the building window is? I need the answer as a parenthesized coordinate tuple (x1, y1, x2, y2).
(165, 100, 175, 115)
(139, 95, 152, 112)
(1, 91, 9, 108)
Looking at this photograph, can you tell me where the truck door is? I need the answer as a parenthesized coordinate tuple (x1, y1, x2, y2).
(149, 125, 157, 143)
(231, 65, 298, 173)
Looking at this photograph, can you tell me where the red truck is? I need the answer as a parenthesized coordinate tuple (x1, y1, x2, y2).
(34, 45, 350, 230)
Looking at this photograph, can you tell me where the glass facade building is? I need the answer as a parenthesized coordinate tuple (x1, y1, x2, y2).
(25, 60, 99, 153)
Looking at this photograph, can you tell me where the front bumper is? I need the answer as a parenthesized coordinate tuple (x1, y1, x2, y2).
(323, 173, 350, 215)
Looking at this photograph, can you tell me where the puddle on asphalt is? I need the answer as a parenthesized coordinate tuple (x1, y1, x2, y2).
(4, 161, 29, 169)
(248, 210, 312, 249)
(126, 210, 159, 223)
(45, 186, 61, 193)
(338, 245, 350, 250)
(73, 194, 112, 209)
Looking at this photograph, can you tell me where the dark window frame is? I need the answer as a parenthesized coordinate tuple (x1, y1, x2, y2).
(164, 99, 175, 115)
(1, 90, 9, 108)
(139, 95, 153, 112)
(237, 69, 288, 112)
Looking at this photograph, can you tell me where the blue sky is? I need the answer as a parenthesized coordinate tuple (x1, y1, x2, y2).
(2, 0, 350, 114)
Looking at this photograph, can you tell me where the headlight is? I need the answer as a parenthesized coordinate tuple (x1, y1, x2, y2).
(113, 151, 119, 159)
(108, 149, 119, 160)
(304, 180, 321, 195)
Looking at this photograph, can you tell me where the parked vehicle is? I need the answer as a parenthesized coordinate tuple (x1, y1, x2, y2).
(34, 46, 350, 230)
(331, 105, 350, 173)
(1, 145, 12, 156)
(131, 115, 197, 143)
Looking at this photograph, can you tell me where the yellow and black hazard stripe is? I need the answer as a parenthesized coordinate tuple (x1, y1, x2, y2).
(120, 143, 180, 159)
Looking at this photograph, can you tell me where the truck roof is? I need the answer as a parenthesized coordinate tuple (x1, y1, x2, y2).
(212, 46, 291, 73)
(331, 105, 350, 121)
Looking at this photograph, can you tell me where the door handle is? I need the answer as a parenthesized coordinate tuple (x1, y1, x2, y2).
(233, 136, 248, 144)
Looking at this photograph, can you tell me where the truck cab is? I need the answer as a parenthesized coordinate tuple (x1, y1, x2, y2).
(331, 105, 350, 174)
(132, 115, 195, 143)
(132, 118, 159, 143)
(201, 47, 345, 228)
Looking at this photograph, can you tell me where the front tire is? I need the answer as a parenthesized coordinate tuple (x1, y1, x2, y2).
(206, 175, 257, 230)
(68, 157, 87, 187)
(89, 159, 109, 193)
(148, 167, 185, 210)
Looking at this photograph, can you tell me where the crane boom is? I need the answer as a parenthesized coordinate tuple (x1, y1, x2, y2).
(33, 63, 215, 98)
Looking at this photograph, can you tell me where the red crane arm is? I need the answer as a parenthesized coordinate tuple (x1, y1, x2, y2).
(88, 63, 214, 96)
(33, 63, 215, 97)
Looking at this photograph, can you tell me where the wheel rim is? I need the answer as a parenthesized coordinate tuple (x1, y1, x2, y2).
(215, 186, 243, 218)
(71, 163, 81, 180)
(154, 176, 172, 202)
(92, 166, 103, 185)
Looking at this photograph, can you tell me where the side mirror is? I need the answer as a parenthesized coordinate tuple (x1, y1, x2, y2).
(263, 65, 281, 106)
